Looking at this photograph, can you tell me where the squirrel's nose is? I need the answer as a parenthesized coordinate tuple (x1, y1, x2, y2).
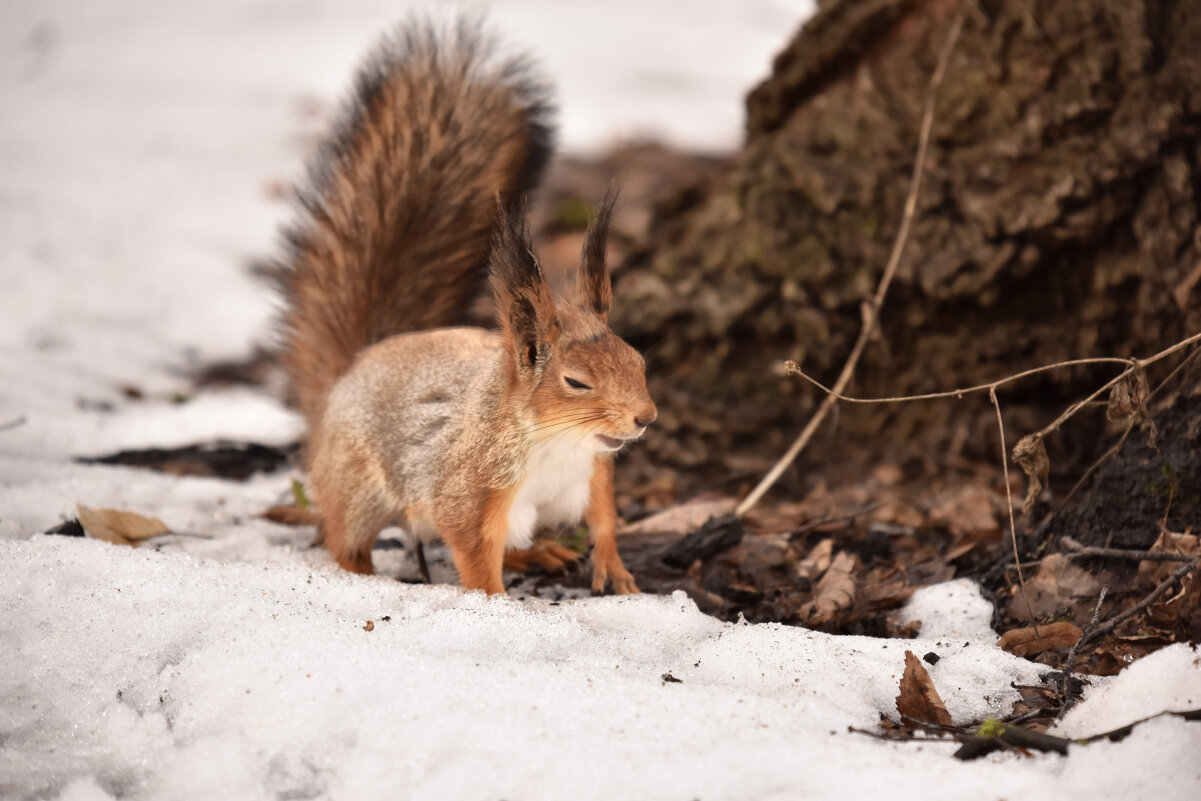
(634, 408, 657, 428)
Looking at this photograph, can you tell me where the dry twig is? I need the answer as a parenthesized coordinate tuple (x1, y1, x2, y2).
(737, 11, 964, 517)
(1058, 585, 1108, 718)
(954, 709, 1201, 760)
(1061, 536, 1195, 563)
(1079, 557, 1200, 648)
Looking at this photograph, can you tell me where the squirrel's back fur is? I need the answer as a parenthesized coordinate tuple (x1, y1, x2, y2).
(276, 21, 553, 425)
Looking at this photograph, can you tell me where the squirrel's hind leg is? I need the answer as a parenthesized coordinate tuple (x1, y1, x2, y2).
(503, 538, 581, 574)
(318, 490, 390, 575)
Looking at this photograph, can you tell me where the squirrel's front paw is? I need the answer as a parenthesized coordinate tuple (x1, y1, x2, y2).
(590, 557, 640, 596)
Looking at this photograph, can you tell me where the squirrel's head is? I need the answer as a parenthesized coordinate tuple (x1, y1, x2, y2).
(490, 190, 656, 452)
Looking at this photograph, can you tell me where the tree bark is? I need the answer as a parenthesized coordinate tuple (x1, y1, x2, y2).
(613, 0, 1201, 518)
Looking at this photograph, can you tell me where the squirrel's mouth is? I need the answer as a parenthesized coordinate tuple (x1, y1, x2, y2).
(591, 428, 647, 452)
(594, 434, 627, 451)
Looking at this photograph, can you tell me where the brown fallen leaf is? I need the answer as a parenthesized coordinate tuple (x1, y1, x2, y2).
(928, 485, 1000, 538)
(1137, 529, 1199, 586)
(1006, 552, 1102, 621)
(1138, 530, 1201, 628)
(871, 498, 926, 529)
(795, 538, 834, 583)
(996, 621, 1083, 658)
(896, 650, 952, 728)
(619, 497, 737, 536)
(859, 565, 914, 610)
(76, 504, 170, 547)
(800, 551, 858, 626)
(264, 504, 322, 526)
(943, 526, 1003, 563)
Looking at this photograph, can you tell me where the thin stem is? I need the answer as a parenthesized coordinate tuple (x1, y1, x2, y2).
(787, 357, 1129, 403)
(991, 387, 1037, 630)
(786, 333, 1201, 407)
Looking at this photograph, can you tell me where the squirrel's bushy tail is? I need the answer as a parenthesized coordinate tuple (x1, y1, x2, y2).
(276, 20, 554, 425)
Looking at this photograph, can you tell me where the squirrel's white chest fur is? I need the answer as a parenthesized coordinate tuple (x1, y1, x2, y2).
(505, 438, 595, 548)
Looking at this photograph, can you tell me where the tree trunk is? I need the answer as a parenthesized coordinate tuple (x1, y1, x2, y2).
(613, 0, 1201, 530)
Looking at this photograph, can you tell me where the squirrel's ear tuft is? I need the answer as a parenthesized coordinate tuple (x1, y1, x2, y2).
(490, 197, 558, 371)
(579, 185, 617, 321)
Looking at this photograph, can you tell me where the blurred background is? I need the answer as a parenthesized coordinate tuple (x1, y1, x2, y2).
(0, 0, 815, 373)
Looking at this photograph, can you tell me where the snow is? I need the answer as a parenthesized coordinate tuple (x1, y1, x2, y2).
(1055, 642, 1201, 737)
(2, 0, 1201, 798)
(6, 536, 1199, 801)
(893, 577, 999, 644)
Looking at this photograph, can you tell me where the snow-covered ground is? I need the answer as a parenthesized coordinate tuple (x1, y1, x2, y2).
(2, 1, 1200, 799)
(4, 546, 1200, 801)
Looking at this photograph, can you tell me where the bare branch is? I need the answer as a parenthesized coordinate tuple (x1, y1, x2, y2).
(1061, 536, 1195, 563)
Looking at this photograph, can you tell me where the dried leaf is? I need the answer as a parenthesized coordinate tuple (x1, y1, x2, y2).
(620, 497, 736, 536)
(859, 565, 914, 609)
(943, 527, 1002, 562)
(76, 504, 170, 547)
(1012, 434, 1049, 516)
(1148, 575, 1197, 627)
(1106, 366, 1158, 448)
(929, 485, 1000, 538)
(744, 500, 823, 533)
(263, 504, 321, 526)
(996, 621, 1082, 658)
(871, 463, 904, 486)
(1165, 568, 1201, 627)
(1137, 530, 1200, 586)
(1005, 553, 1101, 621)
(1106, 367, 1149, 422)
(795, 538, 834, 582)
(1138, 530, 1201, 626)
(800, 551, 858, 626)
(896, 650, 952, 728)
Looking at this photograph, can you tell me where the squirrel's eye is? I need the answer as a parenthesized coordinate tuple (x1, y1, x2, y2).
(564, 376, 592, 390)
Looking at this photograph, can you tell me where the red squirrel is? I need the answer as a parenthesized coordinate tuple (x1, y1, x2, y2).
(275, 21, 655, 595)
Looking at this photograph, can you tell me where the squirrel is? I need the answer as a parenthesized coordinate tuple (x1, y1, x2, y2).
(274, 20, 656, 596)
